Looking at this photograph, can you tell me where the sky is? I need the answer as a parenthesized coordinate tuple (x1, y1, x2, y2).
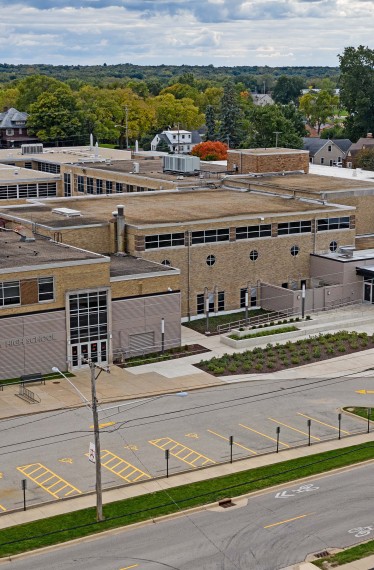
(0, 0, 373, 67)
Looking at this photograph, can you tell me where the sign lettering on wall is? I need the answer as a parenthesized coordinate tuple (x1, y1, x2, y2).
(0, 333, 57, 349)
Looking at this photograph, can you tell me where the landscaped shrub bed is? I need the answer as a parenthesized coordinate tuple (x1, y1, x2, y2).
(196, 331, 374, 376)
(229, 325, 298, 340)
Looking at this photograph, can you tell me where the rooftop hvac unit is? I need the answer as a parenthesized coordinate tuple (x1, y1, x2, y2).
(52, 208, 82, 218)
(21, 143, 43, 155)
(338, 246, 356, 258)
(163, 155, 200, 173)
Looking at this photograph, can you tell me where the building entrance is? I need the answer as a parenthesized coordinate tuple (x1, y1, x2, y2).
(71, 340, 108, 367)
(364, 278, 374, 303)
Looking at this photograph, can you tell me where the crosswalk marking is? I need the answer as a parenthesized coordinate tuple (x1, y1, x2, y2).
(17, 463, 82, 499)
(149, 437, 215, 468)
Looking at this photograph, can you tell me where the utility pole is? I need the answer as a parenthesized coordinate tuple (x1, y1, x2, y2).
(89, 360, 106, 522)
(273, 131, 282, 148)
(125, 106, 129, 150)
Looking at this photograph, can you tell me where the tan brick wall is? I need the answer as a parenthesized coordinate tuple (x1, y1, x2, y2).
(329, 196, 374, 235)
(0, 262, 110, 317)
(111, 273, 180, 299)
(228, 150, 310, 174)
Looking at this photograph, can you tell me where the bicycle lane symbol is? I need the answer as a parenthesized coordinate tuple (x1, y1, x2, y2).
(348, 526, 374, 538)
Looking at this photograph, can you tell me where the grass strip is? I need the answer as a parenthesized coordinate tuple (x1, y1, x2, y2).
(343, 406, 374, 422)
(313, 539, 374, 568)
(0, 443, 373, 558)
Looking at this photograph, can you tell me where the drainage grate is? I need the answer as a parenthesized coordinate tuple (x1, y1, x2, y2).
(218, 498, 235, 508)
(314, 551, 330, 559)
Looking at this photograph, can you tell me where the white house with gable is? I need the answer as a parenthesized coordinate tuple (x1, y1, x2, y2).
(151, 129, 202, 154)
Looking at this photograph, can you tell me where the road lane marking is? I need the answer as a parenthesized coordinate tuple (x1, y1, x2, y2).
(264, 513, 315, 529)
(297, 413, 350, 435)
(149, 437, 215, 468)
(268, 418, 321, 441)
(120, 565, 139, 570)
(239, 424, 290, 448)
(17, 463, 82, 499)
(207, 429, 258, 455)
(85, 450, 151, 483)
(0, 505, 6, 512)
(90, 421, 116, 429)
(356, 390, 374, 395)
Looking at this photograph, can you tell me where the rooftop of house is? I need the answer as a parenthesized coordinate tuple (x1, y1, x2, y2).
(0, 231, 106, 271)
(109, 254, 178, 278)
(0, 163, 60, 182)
(303, 138, 352, 156)
(0, 108, 28, 129)
(0, 187, 351, 229)
(0, 145, 132, 165)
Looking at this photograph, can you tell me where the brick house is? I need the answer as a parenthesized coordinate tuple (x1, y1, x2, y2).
(0, 107, 38, 149)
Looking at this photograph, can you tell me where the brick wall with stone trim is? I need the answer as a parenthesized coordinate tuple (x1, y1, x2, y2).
(227, 149, 310, 174)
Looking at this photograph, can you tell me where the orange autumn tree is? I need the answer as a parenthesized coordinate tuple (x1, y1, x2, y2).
(191, 141, 228, 161)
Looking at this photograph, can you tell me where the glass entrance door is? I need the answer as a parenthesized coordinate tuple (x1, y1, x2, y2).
(71, 340, 108, 368)
(364, 278, 374, 303)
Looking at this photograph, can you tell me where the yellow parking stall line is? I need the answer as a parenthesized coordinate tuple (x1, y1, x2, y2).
(149, 438, 215, 468)
(268, 418, 321, 441)
(65, 488, 78, 497)
(96, 450, 151, 483)
(17, 464, 82, 499)
(297, 412, 350, 435)
(38, 475, 57, 485)
(0, 505, 6, 512)
(239, 424, 290, 448)
(207, 429, 258, 455)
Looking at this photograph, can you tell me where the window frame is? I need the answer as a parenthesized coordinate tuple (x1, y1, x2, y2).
(0, 280, 20, 307)
(236, 224, 272, 240)
(38, 277, 54, 303)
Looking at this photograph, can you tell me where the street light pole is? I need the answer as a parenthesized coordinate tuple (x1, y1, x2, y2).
(245, 289, 249, 327)
(273, 131, 282, 148)
(301, 283, 306, 319)
(205, 296, 210, 334)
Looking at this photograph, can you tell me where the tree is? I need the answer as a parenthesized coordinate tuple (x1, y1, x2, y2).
(281, 103, 307, 137)
(27, 86, 83, 144)
(156, 138, 170, 153)
(191, 141, 228, 161)
(299, 89, 339, 134)
(339, 46, 374, 141)
(241, 105, 303, 149)
(218, 81, 242, 148)
(152, 93, 204, 131)
(272, 75, 305, 105)
(16, 75, 66, 111)
(205, 105, 216, 141)
(0, 87, 19, 111)
(355, 147, 374, 170)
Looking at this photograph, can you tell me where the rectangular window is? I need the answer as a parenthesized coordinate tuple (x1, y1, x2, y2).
(115, 182, 122, 193)
(320, 157, 325, 165)
(126, 184, 134, 192)
(77, 176, 85, 193)
(96, 179, 103, 194)
(145, 232, 185, 249)
(236, 224, 272, 240)
(37, 162, 60, 174)
(240, 287, 248, 308)
(196, 293, 205, 315)
(328, 145, 332, 152)
(69, 290, 108, 343)
(191, 228, 230, 244)
(106, 181, 112, 194)
(277, 220, 312, 235)
(137, 186, 145, 192)
(87, 178, 94, 194)
(24, 162, 32, 169)
(6, 129, 14, 136)
(38, 277, 54, 302)
(64, 173, 72, 197)
(217, 291, 225, 312)
(0, 280, 20, 307)
(317, 217, 350, 231)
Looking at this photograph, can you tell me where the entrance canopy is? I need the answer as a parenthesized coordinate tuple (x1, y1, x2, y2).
(356, 265, 374, 279)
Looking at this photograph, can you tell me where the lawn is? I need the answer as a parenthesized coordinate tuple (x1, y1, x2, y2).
(0, 443, 373, 558)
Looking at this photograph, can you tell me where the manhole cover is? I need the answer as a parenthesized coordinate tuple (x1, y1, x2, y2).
(315, 551, 330, 559)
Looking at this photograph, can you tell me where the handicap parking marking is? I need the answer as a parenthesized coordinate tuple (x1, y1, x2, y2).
(239, 423, 290, 448)
(17, 463, 82, 499)
(86, 450, 151, 483)
(207, 429, 258, 455)
(297, 412, 350, 435)
(59, 458, 73, 464)
(268, 417, 321, 441)
(149, 437, 215, 468)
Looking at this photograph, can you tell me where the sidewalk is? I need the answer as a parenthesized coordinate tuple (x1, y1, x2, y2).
(283, 557, 374, 570)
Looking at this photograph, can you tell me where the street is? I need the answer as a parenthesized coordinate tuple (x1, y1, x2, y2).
(1, 462, 373, 569)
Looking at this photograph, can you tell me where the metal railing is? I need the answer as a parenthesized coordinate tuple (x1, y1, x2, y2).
(217, 309, 297, 335)
(17, 384, 41, 404)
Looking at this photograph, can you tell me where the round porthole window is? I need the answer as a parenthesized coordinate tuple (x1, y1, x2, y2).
(249, 250, 259, 261)
(161, 259, 171, 266)
(206, 254, 216, 266)
(329, 241, 338, 252)
(291, 245, 300, 257)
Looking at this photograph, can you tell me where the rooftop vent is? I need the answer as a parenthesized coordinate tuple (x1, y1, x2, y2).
(21, 143, 43, 155)
(52, 207, 82, 218)
(338, 246, 356, 258)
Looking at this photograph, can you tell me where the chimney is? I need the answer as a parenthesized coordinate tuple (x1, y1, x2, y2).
(116, 205, 125, 253)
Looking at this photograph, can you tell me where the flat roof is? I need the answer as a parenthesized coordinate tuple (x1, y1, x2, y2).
(0, 163, 59, 183)
(313, 248, 374, 263)
(247, 173, 374, 193)
(110, 254, 178, 278)
(0, 231, 106, 271)
(229, 148, 309, 156)
(0, 189, 350, 229)
(0, 146, 131, 165)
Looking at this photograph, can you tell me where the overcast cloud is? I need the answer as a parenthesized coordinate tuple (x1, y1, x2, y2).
(0, 0, 372, 66)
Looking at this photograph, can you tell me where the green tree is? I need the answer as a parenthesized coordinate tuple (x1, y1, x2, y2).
(0, 87, 19, 111)
(272, 75, 305, 105)
(241, 105, 303, 149)
(153, 93, 204, 131)
(355, 147, 374, 170)
(27, 86, 83, 144)
(218, 81, 242, 148)
(156, 138, 170, 153)
(299, 89, 339, 134)
(16, 75, 66, 111)
(339, 45, 374, 141)
(281, 103, 307, 136)
(205, 105, 216, 141)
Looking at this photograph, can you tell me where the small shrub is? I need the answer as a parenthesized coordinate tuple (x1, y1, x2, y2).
(228, 363, 239, 372)
(312, 347, 321, 358)
(270, 321, 275, 327)
(266, 361, 275, 369)
(295, 317, 300, 322)
(283, 319, 287, 324)
(291, 356, 300, 365)
(350, 342, 359, 350)
(306, 315, 311, 320)
(214, 366, 226, 375)
(255, 362, 263, 371)
(239, 327, 245, 331)
(326, 346, 335, 354)
(337, 345, 346, 353)
(242, 362, 252, 372)
(302, 353, 311, 361)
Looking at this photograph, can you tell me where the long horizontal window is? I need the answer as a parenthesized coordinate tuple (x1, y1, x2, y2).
(145, 233, 185, 249)
(236, 224, 272, 240)
(278, 220, 312, 235)
(0, 280, 20, 307)
(0, 182, 57, 200)
(317, 217, 350, 231)
(191, 228, 229, 244)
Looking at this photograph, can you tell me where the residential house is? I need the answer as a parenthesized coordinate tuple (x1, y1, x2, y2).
(150, 130, 202, 153)
(302, 138, 352, 166)
(345, 134, 374, 168)
(0, 107, 38, 149)
(251, 93, 274, 106)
